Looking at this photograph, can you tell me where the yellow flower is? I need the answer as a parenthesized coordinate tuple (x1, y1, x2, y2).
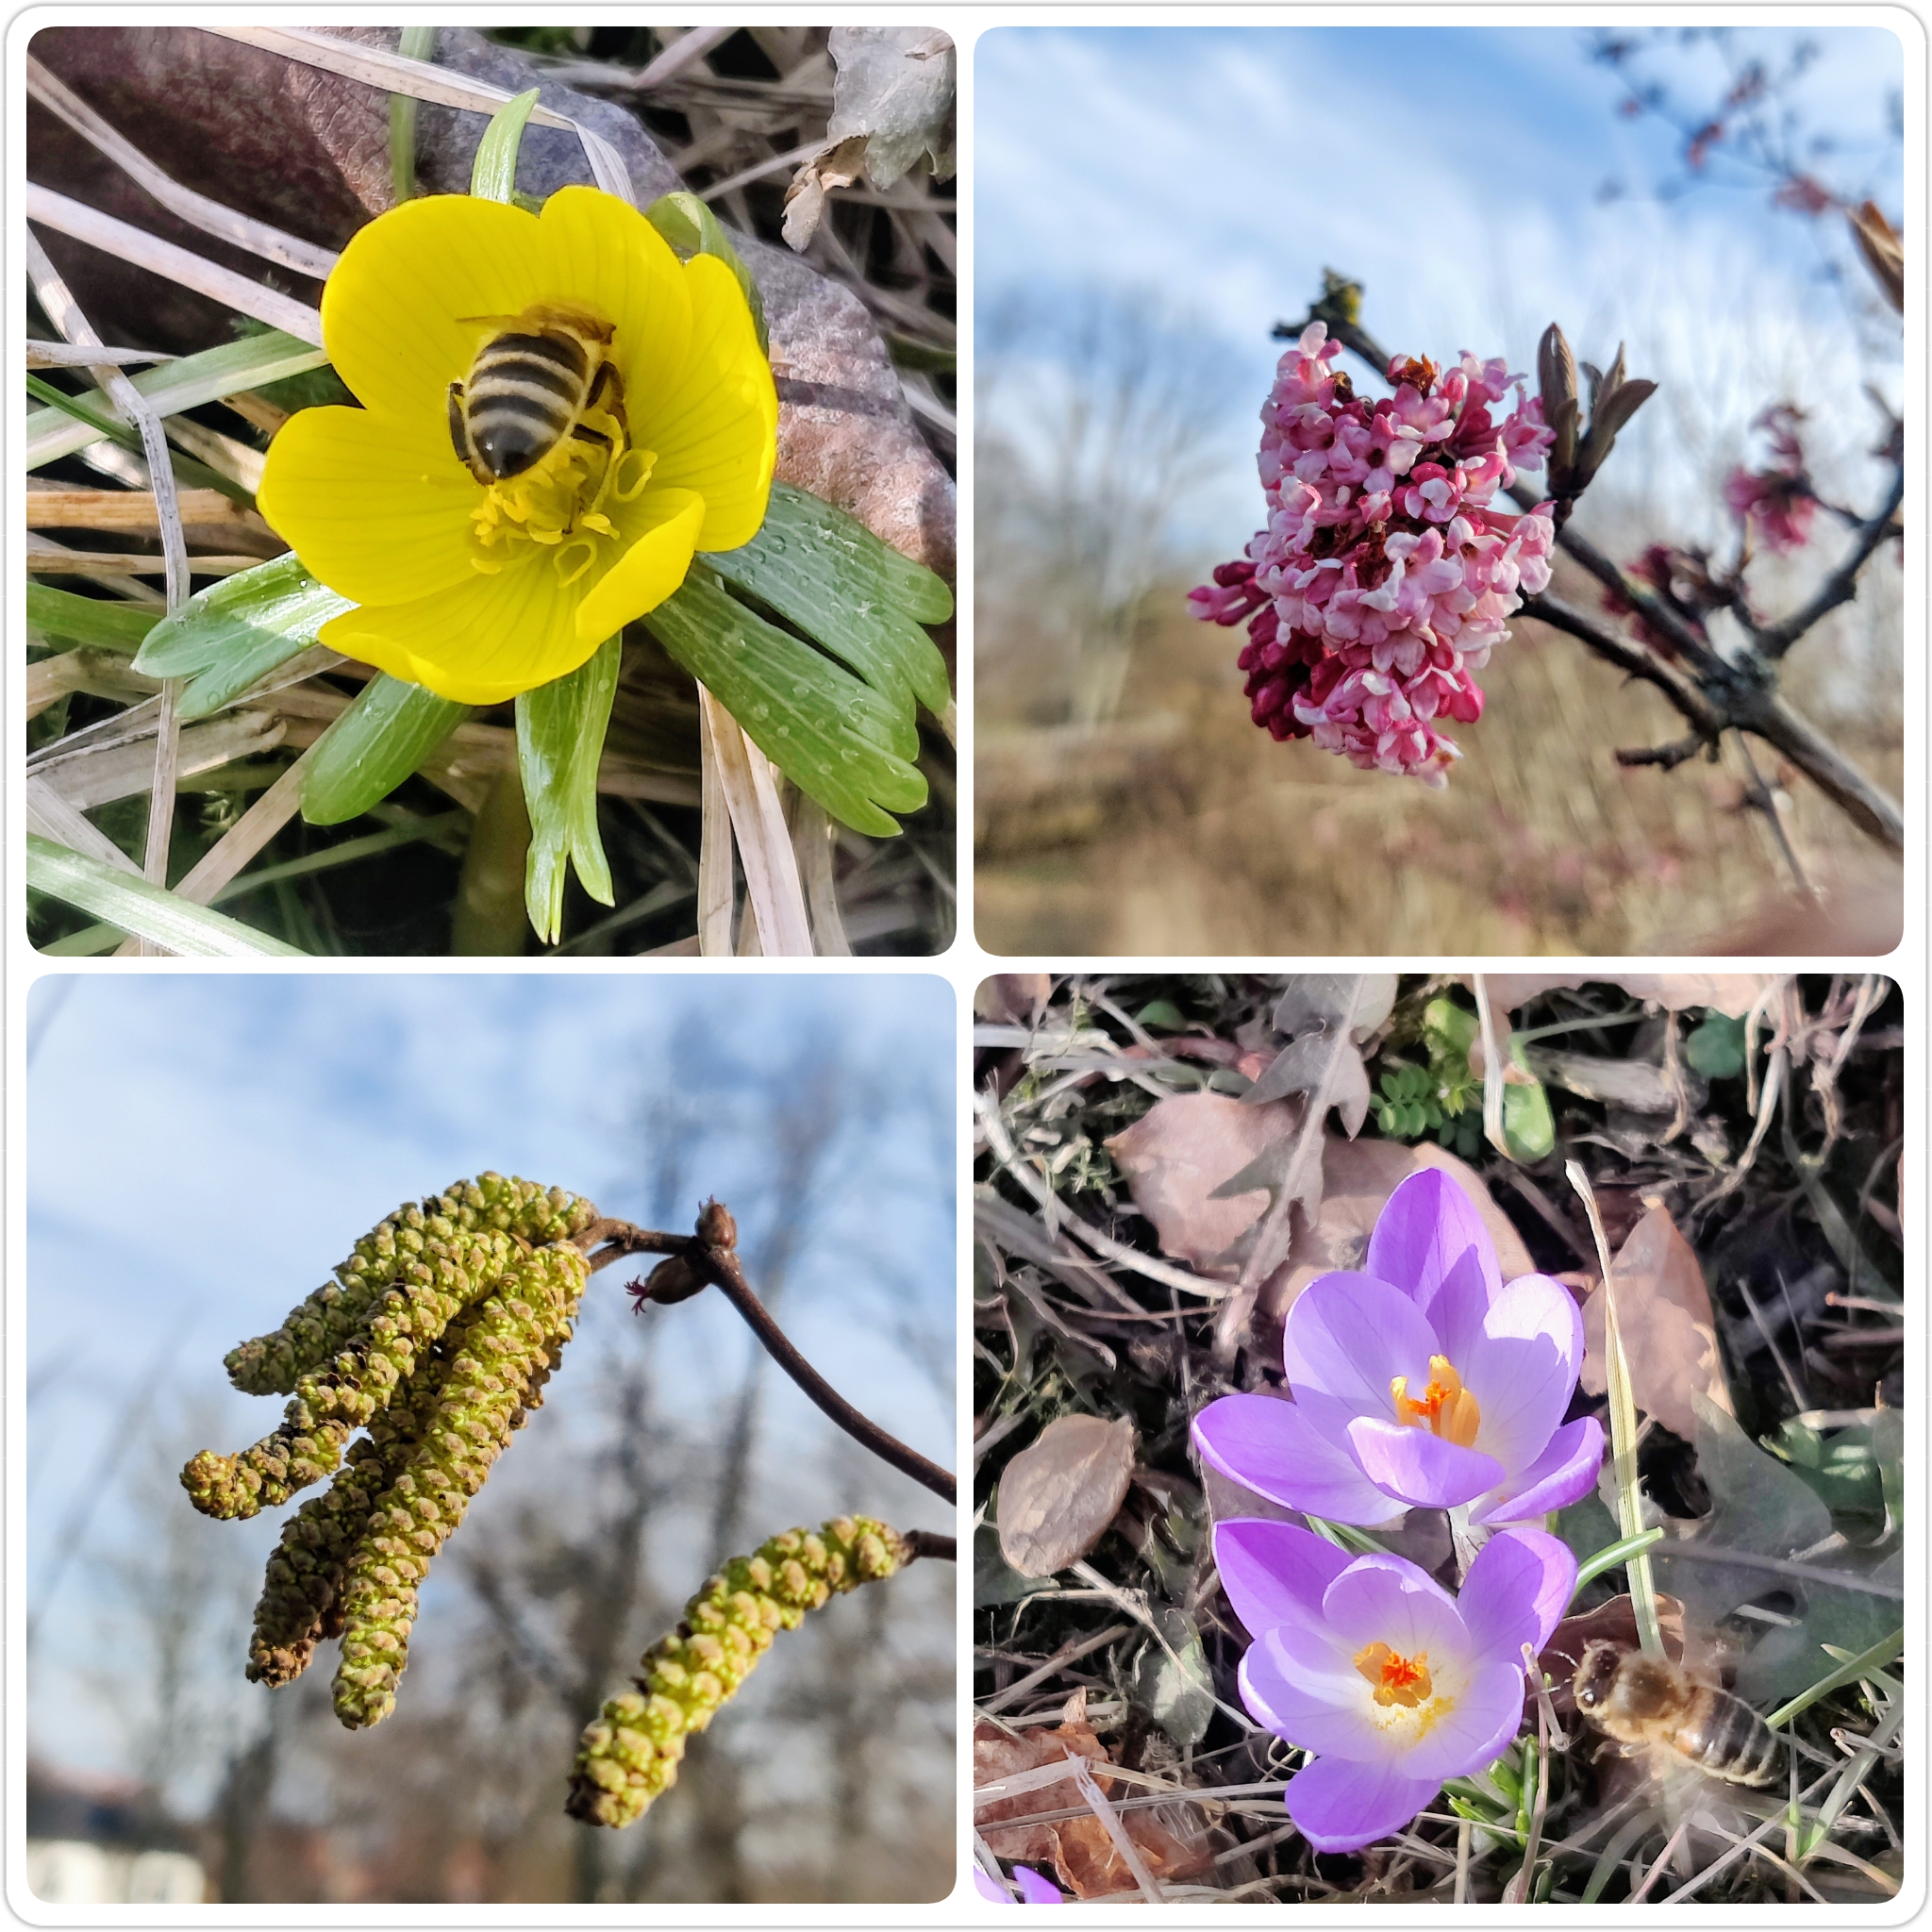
(257, 187, 778, 706)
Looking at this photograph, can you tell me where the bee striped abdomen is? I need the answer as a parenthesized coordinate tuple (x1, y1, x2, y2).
(458, 330, 591, 481)
(1679, 1691, 1781, 1786)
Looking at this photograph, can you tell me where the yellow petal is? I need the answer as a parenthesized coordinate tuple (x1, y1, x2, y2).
(257, 405, 479, 606)
(536, 187, 692, 410)
(320, 558, 589, 708)
(646, 255, 778, 552)
(323, 195, 544, 432)
(574, 489, 706, 645)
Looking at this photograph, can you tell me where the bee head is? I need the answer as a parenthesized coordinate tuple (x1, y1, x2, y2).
(1573, 1640, 1624, 1712)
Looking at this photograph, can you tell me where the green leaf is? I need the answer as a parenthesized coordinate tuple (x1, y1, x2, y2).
(644, 191, 768, 355)
(391, 25, 438, 203)
(27, 834, 306, 957)
(1135, 998, 1186, 1031)
(1685, 1011, 1747, 1079)
(705, 483, 952, 714)
(301, 674, 471, 825)
(26, 586, 159, 656)
(24, 374, 248, 504)
(642, 568, 926, 838)
(131, 553, 352, 720)
(973, 1517, 1055, 1608)
(1132, 1607, 1215, 1748)
(516, 638, 619, 944)
(27, 331, 330, 470)
(471, 88, 541, 203)
(1503, 1038, 1557, 1161)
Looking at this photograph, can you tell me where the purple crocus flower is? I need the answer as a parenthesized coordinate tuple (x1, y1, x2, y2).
(1217, 1517, 1574, 1851)
(974, 1864, 1065, 1904)
(1192, 1171, 1602, 1526)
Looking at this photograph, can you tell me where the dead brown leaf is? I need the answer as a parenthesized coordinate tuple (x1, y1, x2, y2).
(974, 1715, 1218, 1896)
(996, 1414, 1136, 1576)
(974, 974, 1052, 1025)
(1580, 1205, 1735, 1441)
(1479, 973, 1773, 1019)
(1107, 1092, 1298, 1270)
(1259, 1136, 1535, 1325)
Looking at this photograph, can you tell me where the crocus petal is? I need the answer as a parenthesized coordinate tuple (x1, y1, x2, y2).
(1457, 1274, 1585, 1472)
(258, 405, 478, 606)
(1458, 1528, 1577, 1657)
(537, 185, 692, 414)
(1399, 1655, 1534, 1782)
(321, 557, 581, 707)
(1318, 1555, 1464, 1657)
(1284, 1756, 1441, 1853)
(1471, 1416, 1606, 1526)
(974, 1871, 1008, 1903)
(649, 255, 778, 551)
(1193, 1394, 1410, 1527)
(1011, 1867, 1066, 1905)
(1364, 1170, 1500, 1328)
(1346, 1416, 1505, 1510)
(321, 194, 544, 430)
(1283, 1273, 1441, 1416)
(1211, 1519, 1354, 1639)
(572, 488, 707, 645)
(1239, 1623, 1390, 1762)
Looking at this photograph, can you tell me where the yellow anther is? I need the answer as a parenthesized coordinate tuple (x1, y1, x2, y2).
(1389, 1355, 1482, 1449)
(1354, 1641, 1435, 1708)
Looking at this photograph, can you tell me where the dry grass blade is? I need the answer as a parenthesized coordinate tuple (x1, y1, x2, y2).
(25, 186, 324, 344)
(695, 687, 811, 955)
(26, 56, 340, 279)
(203, 26, 637, 203)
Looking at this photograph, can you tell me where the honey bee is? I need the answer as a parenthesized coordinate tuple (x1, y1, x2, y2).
(1572, 1640, 1782, 1788)
(447, 304, 626, 486)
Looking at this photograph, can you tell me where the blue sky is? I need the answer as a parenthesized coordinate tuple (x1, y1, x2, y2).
(25, 973, 955, 1785)
(975, 24, 1907, 554)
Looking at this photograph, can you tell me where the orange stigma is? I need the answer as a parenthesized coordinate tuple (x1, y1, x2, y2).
(1390, 1355, 1481, 1448)
(1354, 1641, 1435, 1708)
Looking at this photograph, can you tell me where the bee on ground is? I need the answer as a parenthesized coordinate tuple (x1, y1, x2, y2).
(448, 303, 626, 491)
(1572, 1639, 1782, 1788)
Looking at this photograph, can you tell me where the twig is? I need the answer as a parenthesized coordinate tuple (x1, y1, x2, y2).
(1748, 468, 1905, 659)
(589, 1207, 956, 1506)
(1731, 732, 1813, 897)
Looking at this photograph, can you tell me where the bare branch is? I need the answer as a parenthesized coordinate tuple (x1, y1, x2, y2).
(1747, 467, 1905, 659)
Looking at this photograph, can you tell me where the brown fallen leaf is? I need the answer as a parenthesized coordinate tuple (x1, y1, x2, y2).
(1580, 1205, 1735, 1441)
(1258, 1136, 1535, 1326)
(1107, 1092, 1298, 1271)
(974, 1712, 1217, 1896)
(974, 974, 1052, 1025)
(1478, 973, 1773, 1019)
(997, 1414, 1136, 1576)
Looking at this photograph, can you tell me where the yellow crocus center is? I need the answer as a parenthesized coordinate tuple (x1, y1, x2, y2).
(467, 398, 656, 589)
(1354, 1641, 1434, 1709)
(1389, 1355, 1481, 1448)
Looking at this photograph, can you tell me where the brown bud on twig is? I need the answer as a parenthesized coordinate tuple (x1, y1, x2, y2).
(1848, 200, 1904, 313)
(696, 1198, 738, 1251)
(629, 1256, 706, 1310)
(1541, 324, 1657, 510)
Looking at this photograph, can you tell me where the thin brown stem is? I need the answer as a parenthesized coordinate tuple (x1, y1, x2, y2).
(591, 1208, 958, 1507)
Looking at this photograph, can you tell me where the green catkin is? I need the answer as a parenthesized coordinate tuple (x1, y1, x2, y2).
(182, 1224, 528, 1521)
(566, 1516, 908, 1828)
(329, 1241, 590, 1729)
(222, 1175, 598, 1396)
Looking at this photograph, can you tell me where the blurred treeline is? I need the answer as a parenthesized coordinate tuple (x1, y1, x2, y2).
(27, 1024, 956, 1905)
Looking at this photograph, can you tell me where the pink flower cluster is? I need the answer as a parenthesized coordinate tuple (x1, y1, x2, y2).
(1723, 405, 1816, 555)
(1191, 324, 1556, 782)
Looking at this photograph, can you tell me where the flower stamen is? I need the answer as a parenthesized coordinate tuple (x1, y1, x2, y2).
(1354, 1641, 1434, 1708)
(1390, 1355, 1481, 1448)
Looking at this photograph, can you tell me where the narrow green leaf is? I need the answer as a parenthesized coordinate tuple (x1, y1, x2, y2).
(515, 637, 620, 943)
(301, 674, 470, 825)
(703, 482, 953, 713)
(471, 88, 541, 203)
(642, 570, 926, 839)
(644, 191, 768, 354)
(27, 834, 306, 957)
(26, 586, 160, 656)
(27, 331, 330, 470)
(391, 25, 438, 203)
(1764, 1626, 1904, 1731)
(131, 553, 352, 720)
(1569, 1526, 1666, 1599)
(25, 371, 138, 450)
